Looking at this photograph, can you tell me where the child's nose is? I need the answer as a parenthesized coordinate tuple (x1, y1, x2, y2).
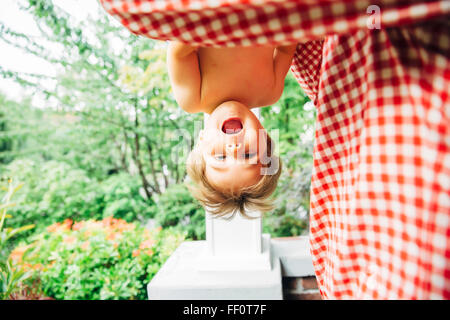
(226, 143, 242, 157)
(226, 143, 242, 150)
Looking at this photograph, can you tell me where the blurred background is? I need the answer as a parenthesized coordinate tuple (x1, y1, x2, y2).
(0, 0, 316, 299)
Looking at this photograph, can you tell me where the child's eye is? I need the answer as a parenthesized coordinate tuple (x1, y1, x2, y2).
(214, 154, 226, 161)
(244, 153, 257, 159)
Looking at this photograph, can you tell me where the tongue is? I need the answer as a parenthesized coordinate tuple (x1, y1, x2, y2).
(222, 119, 243, 134)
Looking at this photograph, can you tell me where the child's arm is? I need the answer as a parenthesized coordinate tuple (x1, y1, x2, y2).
(167, 41, 203, 113)
(269, 44, 298, 103)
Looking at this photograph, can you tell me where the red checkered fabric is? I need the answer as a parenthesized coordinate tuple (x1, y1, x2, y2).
(100, 0, 450, 299)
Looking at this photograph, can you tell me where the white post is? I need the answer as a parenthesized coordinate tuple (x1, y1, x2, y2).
(198, 108, 272, 271)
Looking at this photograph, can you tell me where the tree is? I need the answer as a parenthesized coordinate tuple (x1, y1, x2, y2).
(0, 0, 315, 240)
(0, 0, 202, 198)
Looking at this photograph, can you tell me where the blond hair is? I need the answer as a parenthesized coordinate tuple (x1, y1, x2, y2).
(186, 136, 282, 218)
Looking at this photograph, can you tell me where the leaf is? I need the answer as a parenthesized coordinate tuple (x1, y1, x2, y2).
(0, 259, 31, 299)
(13, 183, 24, 193)
(5, 224, 35, 240)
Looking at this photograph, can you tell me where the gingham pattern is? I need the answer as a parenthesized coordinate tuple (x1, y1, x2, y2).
(100, 0, 450, 299)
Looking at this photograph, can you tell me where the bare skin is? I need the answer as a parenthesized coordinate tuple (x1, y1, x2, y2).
(167, 42, 297, 114)
(167, 42, 297, 191)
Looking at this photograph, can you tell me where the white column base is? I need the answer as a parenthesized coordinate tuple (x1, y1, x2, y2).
(197, 234, 272, 271)
(147, 239, 282, 300)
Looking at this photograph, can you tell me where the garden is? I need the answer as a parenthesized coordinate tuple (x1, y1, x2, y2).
(0, 0, 315, 300)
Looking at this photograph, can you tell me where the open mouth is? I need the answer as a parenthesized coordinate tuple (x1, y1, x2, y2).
(222, 118, 243, 134)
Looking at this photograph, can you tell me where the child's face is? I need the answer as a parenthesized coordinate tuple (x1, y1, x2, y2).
(197, 101, 268, 193)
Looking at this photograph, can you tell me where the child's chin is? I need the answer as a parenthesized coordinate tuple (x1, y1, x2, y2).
(214, 100, 248, 115)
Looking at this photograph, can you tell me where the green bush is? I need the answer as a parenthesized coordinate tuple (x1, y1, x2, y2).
(2, 159, 155, 244)
(4, 159, 101, 237)
(10, 217, 185, 300)
(154, 183, 205, 240)
(100, 173, 156, 221)
(262, 140, 314, 238)
(263, 210, 308, 237)
(0, 179, 35, 299)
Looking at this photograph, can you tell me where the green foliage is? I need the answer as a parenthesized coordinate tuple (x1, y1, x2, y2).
(259, 73, 316, 237)
(3, 159, 101, 240)
(100, 173, 156, 221)
(261, 72, 316, 168)
(0, 259, 32, 300)
(1, 0, 201, 194)
(10, 217, 185, 300)
(0, 108, 11, 164)
(263, 139, 315, 238)
(263, 213, 308, 238)
(0, 179, 34, 299)
(0, 95, 50, 164)
(154, 183, 205, 240)
(2, 159, 154, 245)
